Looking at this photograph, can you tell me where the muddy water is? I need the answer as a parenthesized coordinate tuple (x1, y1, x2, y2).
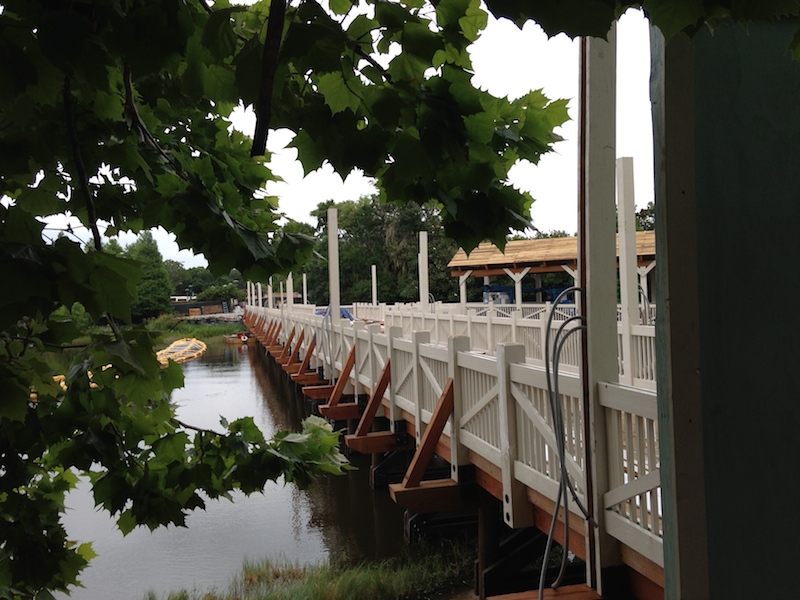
(56, 343, 406, 600)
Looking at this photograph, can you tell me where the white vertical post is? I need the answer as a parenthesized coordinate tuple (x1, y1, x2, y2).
(328, 208, 341, 321)
(279, 281, 284, 308)
(581, 27, 620, 590)
(419, 231, 429, 310)
(617, 156, 638, 385)
(371, 264, 378, 305)
(448, 335, 471, 482)
(302, 273, 308, 305)
(459, 271, 472, 305)
(367, 323, 382, 392)
(267, 277, 273, 310)
(247, 281, 252, 306)
(411, 330, 431, 444)
(286, 272, 294, 311)
(257, 282, 263, 308)
(497, 343, 532, 527)
(386, 326, 403, 428)
(350, 321, 365, 395)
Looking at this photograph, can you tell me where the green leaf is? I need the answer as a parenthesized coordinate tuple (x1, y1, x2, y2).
(643, 0, 705, 40)
(317, 72, 363, 115)
(330, 0, 355, 15)
(457, 1, 488, 42)
(464, 112, 495, 144)
(202, 7, 246, 60)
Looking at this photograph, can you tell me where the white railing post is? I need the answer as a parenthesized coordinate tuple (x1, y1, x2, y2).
(411, 330, 431, 445)
(497, 343, 532, 528)
(448, 335, 471, 482)
(617, 156, 637, 386)
(350, 320, 365, 394)
(371, 264, 378, 305)
(367, 323, 382, 392)
(387, 326, 403, 429)
(419, 231, 429, 311)
(486, 303, 494, 352)
(328, 207, 341, 323)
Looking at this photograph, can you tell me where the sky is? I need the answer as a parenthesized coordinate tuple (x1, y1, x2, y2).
(128, 9, 655, 267)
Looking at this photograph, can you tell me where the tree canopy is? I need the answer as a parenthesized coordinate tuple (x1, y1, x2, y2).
(2, 0, 797, 597)
(125, 231, 174, 321)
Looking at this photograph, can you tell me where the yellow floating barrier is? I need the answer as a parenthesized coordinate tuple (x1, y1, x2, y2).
(156, 338, 207, 366)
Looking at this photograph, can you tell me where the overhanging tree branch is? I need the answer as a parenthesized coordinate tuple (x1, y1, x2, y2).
(251, 0, 286, 156)
(63, 78, 103, 252)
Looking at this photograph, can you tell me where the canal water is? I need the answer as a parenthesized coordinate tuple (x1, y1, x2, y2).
(56, 343, 407, 600)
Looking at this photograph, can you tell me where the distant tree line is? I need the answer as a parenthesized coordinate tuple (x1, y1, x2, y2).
(92, 232, 246, 322)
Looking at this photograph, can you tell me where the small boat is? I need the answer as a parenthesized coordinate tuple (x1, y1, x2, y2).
(224, 332, 256, 345)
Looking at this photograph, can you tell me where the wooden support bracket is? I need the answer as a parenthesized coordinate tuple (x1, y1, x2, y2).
(402, 377, 454, 488)
(319, 402, 361, 420)
(353, 360, 391, 437)
(292, 372, 324, 385)
(280, 329, 304, 367)
(326, 344, 357, 407)
(302, 384, 336, 400)
(387, 378, 469, 513)
(345, 430, 414, 454)
(275, 326, 296, 360)
(389, 478, 480, 513)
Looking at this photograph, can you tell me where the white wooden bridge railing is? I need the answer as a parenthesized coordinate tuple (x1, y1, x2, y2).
(245, 305, 663, 569)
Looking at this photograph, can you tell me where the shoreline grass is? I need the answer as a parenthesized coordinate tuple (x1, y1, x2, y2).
(146, 315, 247, 346)
(143, 539, 476, 600)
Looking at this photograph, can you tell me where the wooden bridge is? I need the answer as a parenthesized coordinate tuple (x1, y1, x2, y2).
(242, 300, 662, 600)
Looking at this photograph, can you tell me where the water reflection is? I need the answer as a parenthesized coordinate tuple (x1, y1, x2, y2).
(56, 343, 405, 600)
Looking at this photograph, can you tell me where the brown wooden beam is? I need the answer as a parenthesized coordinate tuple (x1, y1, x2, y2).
(301, 384, 336, 400)
(295, 335, 316, 375)
(326, 344, 356, 407)
(280, 329, 304, 367)
(292, 372, 324, 385)
(345, 430, 414, 454)
(276, 326, 295, 360)
(389, 478, 480, 513)
(486, 584, 601, 599)
(319, 402, 361, 420)
(401, 378, 454, 489)
(354, 360, 391, 437)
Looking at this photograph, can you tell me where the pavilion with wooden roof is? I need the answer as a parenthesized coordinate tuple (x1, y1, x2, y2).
(447, 230, 656, 304)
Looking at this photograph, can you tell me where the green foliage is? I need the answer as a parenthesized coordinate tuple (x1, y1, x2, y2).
(125, 232, 174, 321)
(483, 0, 800, 57)
(636, 201, 655, 231)
(195, 282, 246, 302)
(145, 315, 246, 345)
(154, 538, 477, 600)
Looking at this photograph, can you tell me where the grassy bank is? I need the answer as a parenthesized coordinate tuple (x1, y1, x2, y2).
(144, 540, 476, 600)
(146, 315, 247, 346)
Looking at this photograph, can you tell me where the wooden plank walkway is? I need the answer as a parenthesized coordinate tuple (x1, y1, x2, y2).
(489, 584, 602, 599)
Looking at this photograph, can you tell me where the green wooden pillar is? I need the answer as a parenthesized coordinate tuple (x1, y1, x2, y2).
(653, 20, 800, 599)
